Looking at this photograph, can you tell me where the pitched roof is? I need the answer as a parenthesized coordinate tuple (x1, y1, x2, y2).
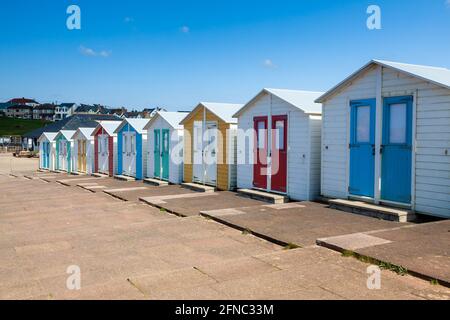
(234, 88, 324, 118)
(316, 59, 450, 103)
(38, 132, 57, 142)
(34, 104, 56, 110)
(7, 104, 33, 110)
(23, 114, 121, 139)
(9, 98, 38, 104)
(55, 130, 76, 141)
(114, 118, 150, 134)
(180, 102, 243, 125)
(71, 127, 95, 140)
(59, 103, 77, 108)
(144, 111, 190, 130)
(91, 121, 122, 136)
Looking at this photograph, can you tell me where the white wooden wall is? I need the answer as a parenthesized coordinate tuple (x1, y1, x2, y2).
(228, 124, 238, 189)
(146, 116, 184, 184)
(321, 66, 378, 199)
(321, 65, 450, 218)
(236, 93, 321, 201)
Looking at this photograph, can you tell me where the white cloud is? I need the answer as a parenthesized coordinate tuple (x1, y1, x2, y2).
(446, 0, 450, 7)
(124, 17, 134, 23)
(180, 26, 190, 33)
(79, 46, 111, 58)
(263, 59, 275, 68)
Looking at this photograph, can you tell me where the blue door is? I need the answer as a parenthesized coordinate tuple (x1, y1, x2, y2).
(381, 96, 413, 204)
(349, 99, 376, 197)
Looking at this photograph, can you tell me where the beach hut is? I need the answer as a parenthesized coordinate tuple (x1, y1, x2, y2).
(38, 132, 57, 171)
(180, 102, 243, 190)
(233, 88, 324, 201)
(71, 128, 95, 175)
(55, 130, 76, 173)
(144, 111, 189, 184)
(114, 118, 150, 180)
(91, 121, 122, 177)
(316, 60, 450, 219)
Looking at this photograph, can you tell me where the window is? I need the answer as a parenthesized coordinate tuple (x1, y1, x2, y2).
(257, 121, 266, 149)
(356, 106, 371, 143)
(389, 104, 407, 144)
(275, 120, 285, 150)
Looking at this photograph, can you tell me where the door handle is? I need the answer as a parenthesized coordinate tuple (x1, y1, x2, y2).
(380, 145, 384, 155)
(372, 145, 376, 156)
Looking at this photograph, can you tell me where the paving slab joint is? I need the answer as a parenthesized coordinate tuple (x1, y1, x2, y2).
(316, 239, 450, 288)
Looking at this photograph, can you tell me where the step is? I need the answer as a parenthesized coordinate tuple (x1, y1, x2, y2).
(113, 175, 136, 182)
(71, 172, 85, 176)
(237, 189, 289, 204)
(181, 182, 216, 193)
(329, 199, 416, 223)
(92, 173, 109, 178)
(143, 178, 169, 186)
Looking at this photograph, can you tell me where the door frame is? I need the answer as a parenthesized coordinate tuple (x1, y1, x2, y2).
(346, 95, 415, 208)
(204, 121, 218, 186)
(161, 129, 170, 181)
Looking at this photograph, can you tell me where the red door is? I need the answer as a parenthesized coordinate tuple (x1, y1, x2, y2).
(253, 117, 268, 189)
(271, 115, 287, 193)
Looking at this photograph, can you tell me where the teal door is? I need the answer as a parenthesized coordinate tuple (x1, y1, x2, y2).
(349, 99, 376, 198)
(381, 96, 413, 204)
(44, 142, 50, 168)
(154, 129, 161, 178)
(161, 129, 170, 180)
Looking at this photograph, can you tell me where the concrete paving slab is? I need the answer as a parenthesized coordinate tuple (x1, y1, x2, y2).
(146, 191, 265, 217)
(201, 202, 402, 247)
(317, 233, 393, 251)
(104, 187, 149, 193)
(1, 154, 448, 300)
(317, 220, 450, 286)
(106, 185, 195, 202)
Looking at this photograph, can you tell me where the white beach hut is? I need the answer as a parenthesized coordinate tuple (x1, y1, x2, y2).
(71, 127, 96, 175)
(233, 88, 324, 201)
(317, 60, 450, 219)
(38, 132, 57, 171)
(144, 111, 189, 184)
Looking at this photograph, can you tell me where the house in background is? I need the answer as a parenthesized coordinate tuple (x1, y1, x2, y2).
(33, 103, 56, 121)
(8, 97, 39, 107)
(317, 60, 450, 219)
(6, 104, 34, 119)
(0, 102, 11, 116)
(180, 102, 243, 191)
(54, 103, 78, 121)
(144, 111, 189, 184)
(233, 88, 324, 201)
(122, 107, 166, 119)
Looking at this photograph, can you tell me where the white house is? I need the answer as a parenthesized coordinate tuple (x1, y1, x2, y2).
(317, 60, 450, 219)
(38, 132, 57, 171)
(71, 128, 96, 175)
(144, 111, 189, 184)
(233, 88, 324, 201)
(54, 103, 78, 121)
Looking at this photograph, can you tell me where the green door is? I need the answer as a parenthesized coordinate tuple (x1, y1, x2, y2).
(154, 129, 161, 178)
(162, 129, 170, 181)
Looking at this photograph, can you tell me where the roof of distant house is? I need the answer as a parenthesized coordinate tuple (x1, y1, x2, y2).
(34, 103, 57, 110)
(9, 97, 38, 104)
(59, 103, 77, 108)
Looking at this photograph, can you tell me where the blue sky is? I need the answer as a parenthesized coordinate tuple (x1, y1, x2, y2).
(0, 0, 449, 110)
